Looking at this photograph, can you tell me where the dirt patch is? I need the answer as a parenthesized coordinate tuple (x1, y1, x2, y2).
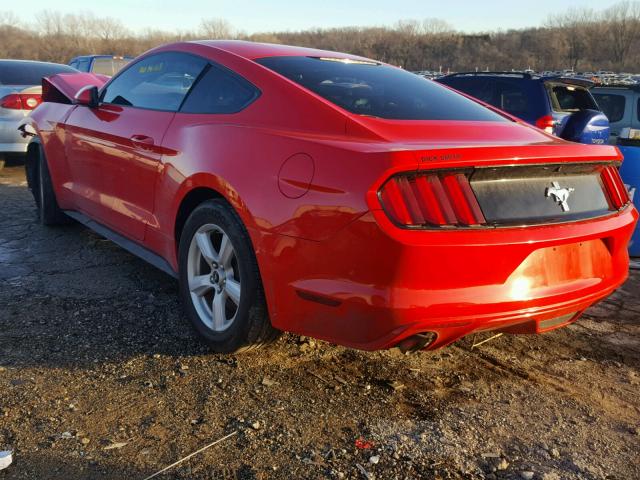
(1, 165, 639, 479)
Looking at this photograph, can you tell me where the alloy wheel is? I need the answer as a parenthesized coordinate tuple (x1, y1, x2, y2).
(187, 224, 241, 332)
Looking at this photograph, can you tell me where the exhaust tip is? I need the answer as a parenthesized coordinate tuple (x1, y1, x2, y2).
(396, 332, 437, 354)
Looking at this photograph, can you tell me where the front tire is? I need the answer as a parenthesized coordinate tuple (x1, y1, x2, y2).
(37, 146, 68, 226)
(178, 199, 279, 353)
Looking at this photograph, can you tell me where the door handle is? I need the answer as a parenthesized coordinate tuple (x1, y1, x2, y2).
(130, 134, 155, 148)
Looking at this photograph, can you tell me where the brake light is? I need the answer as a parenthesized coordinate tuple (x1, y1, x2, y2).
(379, 172, 486, 227)
(535, 115, 555, 135)
(0, 93, 42, 110)
(601, 165, 630, 209)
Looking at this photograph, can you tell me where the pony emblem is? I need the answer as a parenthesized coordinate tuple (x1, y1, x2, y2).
(545, 181, 575, 212)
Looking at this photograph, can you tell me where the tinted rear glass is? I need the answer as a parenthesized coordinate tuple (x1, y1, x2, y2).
(592, 93, 626, 122)
(256, 56, 507, 121)
(0, 61, 76, 85)
(181, 64, 259, 114)
(549, 85, 598, 112)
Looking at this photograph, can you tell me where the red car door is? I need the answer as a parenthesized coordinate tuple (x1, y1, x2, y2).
(64, 52, 208, 241)
(64, 105, 173, 240)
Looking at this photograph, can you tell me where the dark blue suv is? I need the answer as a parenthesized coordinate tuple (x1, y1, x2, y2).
(436, 72, 609, 145)
(68, 55, 133, 77)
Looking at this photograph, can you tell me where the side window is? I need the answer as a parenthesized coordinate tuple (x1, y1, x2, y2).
(101, 52, 207, 111)
(637, 97, 640, 122)
(493, 80, 528, 116)
(180, 64, 260, 114)
(441, 78, 493, 104)
(92, 58, 116, 76)
(77, 59, 90, 72)
(593, 93, 626, 123)
(69, 60, 78, 69)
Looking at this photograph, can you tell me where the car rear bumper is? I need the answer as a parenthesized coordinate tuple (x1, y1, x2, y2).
(0, 116, 29, 153)
(262, 204, 638, 351)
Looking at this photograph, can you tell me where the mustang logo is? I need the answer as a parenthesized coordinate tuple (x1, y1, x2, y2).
(546, 181, 575, 212)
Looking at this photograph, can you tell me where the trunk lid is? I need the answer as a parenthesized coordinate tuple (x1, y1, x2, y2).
(364, 118, 629, 229)
(42, 72, 109, 104)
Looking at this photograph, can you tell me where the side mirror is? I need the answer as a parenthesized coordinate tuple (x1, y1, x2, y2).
(74, 85, 99, 108)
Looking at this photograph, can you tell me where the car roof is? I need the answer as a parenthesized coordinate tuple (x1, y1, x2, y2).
(439, 72, 594, 88)
(70, 55, 133, 60)
(190, 40, 375, 62)
(592, 85, 640, 93)
(0, 59, 70, 67)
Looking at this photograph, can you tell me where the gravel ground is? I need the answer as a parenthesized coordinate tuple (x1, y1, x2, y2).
(0, 164, 639, 480)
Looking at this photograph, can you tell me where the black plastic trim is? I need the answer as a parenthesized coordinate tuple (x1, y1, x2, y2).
(64, 210, 177, 278)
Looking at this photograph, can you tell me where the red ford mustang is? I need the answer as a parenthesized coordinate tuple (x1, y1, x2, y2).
(21, 41, 637, 353)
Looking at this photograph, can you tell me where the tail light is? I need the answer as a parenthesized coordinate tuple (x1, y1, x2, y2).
(379, 171, 486, 228)
(535, 115, 555, 135)
(0, 93, 42, 110)
(600, 165, 630, 209)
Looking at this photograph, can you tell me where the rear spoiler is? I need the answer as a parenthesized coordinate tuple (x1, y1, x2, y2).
(42, 72, 109, 104)
(542, 76, 595, 89)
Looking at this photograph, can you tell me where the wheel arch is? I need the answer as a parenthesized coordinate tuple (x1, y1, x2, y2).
(172, 183, 279, 328)
(173, 186, 227, 248)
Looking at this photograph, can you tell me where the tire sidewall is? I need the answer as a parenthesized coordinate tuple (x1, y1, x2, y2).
(38, 149, 49, 222)
(178, 200, 261, 352)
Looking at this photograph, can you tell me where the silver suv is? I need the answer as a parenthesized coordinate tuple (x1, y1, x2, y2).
(592, 85, 640, 144)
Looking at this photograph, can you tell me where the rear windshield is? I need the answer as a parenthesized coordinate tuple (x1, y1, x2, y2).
(548, 84, 598, 112)
(91, 58, 131, 76)
(592, 93, 626, 122)
(256, 56, 507, 121)
(0, 61, 76, 85)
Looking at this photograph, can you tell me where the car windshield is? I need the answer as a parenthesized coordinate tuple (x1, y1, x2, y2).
(256, 56, 507, 121)
(0, 61, 76, 86)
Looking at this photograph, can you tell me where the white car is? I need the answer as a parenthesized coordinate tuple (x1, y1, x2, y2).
(0, 60, 76, 169)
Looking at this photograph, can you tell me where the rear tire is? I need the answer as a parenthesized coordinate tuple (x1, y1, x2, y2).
(178, 199, 279, 353)
(37, 146, 68, 226)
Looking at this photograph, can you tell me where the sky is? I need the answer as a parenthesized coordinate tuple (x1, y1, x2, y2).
(3, 0, 626, 34)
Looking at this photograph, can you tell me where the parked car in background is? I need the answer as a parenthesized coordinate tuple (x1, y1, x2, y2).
(21, 42, 636, 354)
(591, 84, 640, 256)
(616, 129, 640, 256)
(592, 85, 640, 144)
(0, 59, 77, 170)
(68, 55, 132, 76)
(436, 72, 610, 145)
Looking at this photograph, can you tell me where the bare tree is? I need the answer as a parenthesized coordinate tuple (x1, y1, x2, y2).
(1, 5, 640, 73)
(0, 11, 20, 27)
(546, 8, 594, 70)
(421, 18, 454, 35)
(199, 18, 234, 39)
(603, 1, 640, 67)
